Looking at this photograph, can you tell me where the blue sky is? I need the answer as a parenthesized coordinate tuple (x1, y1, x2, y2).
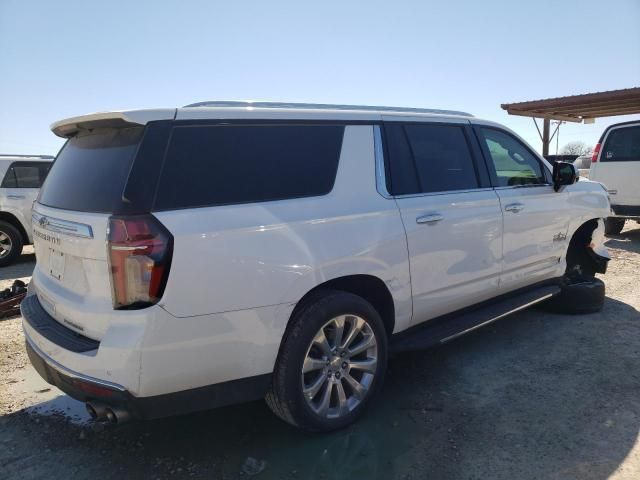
(1, 0, 638, 155)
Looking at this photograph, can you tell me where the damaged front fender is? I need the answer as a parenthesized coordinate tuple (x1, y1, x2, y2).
(587, 218, 610, 274)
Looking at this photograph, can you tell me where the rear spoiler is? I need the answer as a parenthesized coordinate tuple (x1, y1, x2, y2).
(51, 109, 177, 138)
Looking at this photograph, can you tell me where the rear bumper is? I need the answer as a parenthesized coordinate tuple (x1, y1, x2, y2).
(25, 336, 271, 419)
(22, 292, 274, 419)
(25, 336, 133, 409)
(611, 205, 640, 218)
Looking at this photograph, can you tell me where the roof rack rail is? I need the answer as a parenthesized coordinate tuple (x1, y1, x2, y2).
(0, 154, 54, 159)
(182, 101, 473, 117)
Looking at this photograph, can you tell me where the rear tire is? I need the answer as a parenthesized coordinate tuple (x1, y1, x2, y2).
(604, 217, 625, 235)
(0, 221, 23, 267)
(266, 290, 388, 432)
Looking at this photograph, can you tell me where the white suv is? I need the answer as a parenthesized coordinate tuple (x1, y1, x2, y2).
(23, 102, 610, 431)
(0, 155, 52, 266)
(589, 121, 640, 234)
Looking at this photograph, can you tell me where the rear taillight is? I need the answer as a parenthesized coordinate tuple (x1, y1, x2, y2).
(591, 143, 601, 163)
(107, 215, 173, 310)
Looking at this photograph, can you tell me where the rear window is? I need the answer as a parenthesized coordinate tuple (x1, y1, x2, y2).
(39, 127, 143, 212)
(1, 162, 50, 188)
(153, 125, 344, 210)
(602, 126, 640, 162)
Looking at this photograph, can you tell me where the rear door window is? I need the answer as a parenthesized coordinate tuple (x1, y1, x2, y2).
(38, 127, 144, 212)
(1, 162, 51, 188)
(602, 126, 640, 162)
(153, 124, 344, 210)
(384, 123, 480, 195)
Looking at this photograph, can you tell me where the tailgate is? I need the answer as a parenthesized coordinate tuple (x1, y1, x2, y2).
(29, 122, 151, 340)
(31, 204, 113, 340)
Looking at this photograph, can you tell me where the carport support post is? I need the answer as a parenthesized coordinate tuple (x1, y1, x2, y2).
(542, 118, 550, 158)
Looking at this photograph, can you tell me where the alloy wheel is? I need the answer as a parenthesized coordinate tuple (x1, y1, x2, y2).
(301, 314, 378, 419)
(0, 231, 12, 258)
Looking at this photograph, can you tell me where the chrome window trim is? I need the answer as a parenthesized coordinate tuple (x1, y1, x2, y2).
(32, 211, 94, 239)
(493, 184, 553, 191)
(390, 187, 496, 200)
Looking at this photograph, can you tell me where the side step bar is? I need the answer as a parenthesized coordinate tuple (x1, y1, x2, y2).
(390, 284, 561, 353)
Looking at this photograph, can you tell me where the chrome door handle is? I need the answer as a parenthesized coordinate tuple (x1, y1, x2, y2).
(504, 203, 524, 213)
(416, 213, 444, 224)
(7, 195, 25, 200)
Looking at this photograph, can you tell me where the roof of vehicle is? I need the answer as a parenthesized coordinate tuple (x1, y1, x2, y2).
(597, 119, 640, 142)
(183, 101, 473, 117)
(50, 102, 476, 138)
(0, 154, 54, 162)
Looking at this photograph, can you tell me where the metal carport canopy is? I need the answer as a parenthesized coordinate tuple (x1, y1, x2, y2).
(501, 87, 640, 156)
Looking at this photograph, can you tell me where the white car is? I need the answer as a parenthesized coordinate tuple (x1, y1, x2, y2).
(573, 154, 591, 179)
(589, 121, 640, 234)
(22, 102, 610, 431)
(0, 155, 52, 266)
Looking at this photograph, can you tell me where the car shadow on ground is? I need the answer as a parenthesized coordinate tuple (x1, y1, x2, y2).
(0, 247, 35, 283)
(606, 224, 640, 254)
(2, 295, 639, 480)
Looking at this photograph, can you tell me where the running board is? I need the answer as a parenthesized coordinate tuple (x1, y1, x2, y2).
(390, 285, 561, 353)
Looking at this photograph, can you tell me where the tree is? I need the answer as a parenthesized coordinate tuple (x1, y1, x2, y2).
(560, 141, 592, 156)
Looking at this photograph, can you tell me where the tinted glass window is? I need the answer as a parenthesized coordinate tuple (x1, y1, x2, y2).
(1, 162, 50, 188)
(602, 126, 640, 162)
(39, 127, 143, 212)
(385, 123, 478, 194)
(480, 128, 547, 187)
(154, 125, 344, 210)
(384, 125, 419, 194)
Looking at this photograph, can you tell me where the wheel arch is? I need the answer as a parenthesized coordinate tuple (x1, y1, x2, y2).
(290, 274, 396, 338)
(568, 218, 599, 249)
(564, 217, 607, 276)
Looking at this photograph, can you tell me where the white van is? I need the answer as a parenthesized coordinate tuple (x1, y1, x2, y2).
(589, 121, 640, 234)
(22, 102, 610, 431)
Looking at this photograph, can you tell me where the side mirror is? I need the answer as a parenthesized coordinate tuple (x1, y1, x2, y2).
(552, 161, 578, 192)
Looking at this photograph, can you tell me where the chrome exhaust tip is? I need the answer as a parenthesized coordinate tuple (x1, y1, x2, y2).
(105, 407, 131, 425)
(86, 402, 108, 421)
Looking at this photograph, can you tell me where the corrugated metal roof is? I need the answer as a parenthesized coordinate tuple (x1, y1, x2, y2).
(501, 87, 640, 122)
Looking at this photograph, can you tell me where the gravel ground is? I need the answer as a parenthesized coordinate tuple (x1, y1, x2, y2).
(1, 228, 639, 480)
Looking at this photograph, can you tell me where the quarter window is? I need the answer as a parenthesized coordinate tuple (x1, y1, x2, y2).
(154, 125, 344, 210)
(479, 128, 547, 187)
(385, 123, 479, 195)
(1, 162, 51, 188)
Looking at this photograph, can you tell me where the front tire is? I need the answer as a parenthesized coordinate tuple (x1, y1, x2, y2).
(266, 291, 388, 432)
(0, 221, 23, 267)
(604, 217, 625, 235)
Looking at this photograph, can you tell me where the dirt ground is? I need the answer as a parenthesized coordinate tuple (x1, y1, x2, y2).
(1, 227, 640, 480)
